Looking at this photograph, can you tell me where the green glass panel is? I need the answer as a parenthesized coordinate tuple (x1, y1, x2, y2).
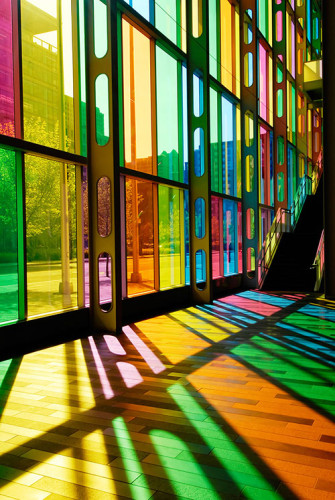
(277, 89, 283, 118)
(159, 186, 183, 289)
(94, 0, 108, 58)
(210, 88, 221, 193)
(156, 46, 180, 182)
(277, 136, 284, 165)
(292, 85, 296, 144)
(0, 149, 19, 324)
(25, 156, 78, 318)
(155, 0, 177, 45)
(258, 0, 269, 41)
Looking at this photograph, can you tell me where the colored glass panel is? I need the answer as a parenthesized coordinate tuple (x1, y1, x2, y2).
(156, 47, 180, 182)
(259, 43, 273, 125)
(95, 74, 109, 146)
(287, 80, 296, 145)
(211, 196, 222, 278)
(194, 128, 204, 177)
(259, 126, 274, 206)
(224, 199, 238, 276)
(159, 186, 183, 289)
(222, 96, 236, 196)
(209, 0, 218, 78)
(155, 0, 185, 50)
(21, 0, 76, 152)
(126, 177, 154, 296)
(287, 145, 297, 207)
(124, 0, 150, 21)
(25, 157, 78, 317)
(210, 88, 221, 193)
(195, 198, 205, 239)
(220, 0, 240, 97)
(122, 19, 153, 174)
(0, 0, 15, 136)
(192, 0, 203, 38)
(0, 148, 18, 324)
(195, 249, 206, 285)
(94, 0, 107, 59)
(258, 0, 272, 44)
(193, 72, 204, 117)
(182, 65, 189, 184)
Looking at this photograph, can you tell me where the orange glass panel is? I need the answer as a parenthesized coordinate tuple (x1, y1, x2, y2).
(220, 0, 239, 96)
(126, 177, 155, 296)
(122, 19, 153, 174)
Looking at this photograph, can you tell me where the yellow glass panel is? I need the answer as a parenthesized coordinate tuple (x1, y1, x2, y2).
(221, 0, 233, 92)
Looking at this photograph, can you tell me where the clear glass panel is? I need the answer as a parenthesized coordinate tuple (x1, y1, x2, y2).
(159, 186, 183, 289)
(122, 20, 153, 174)
(194, 128, 204, 177)
(0, 0, 15, 136)
(26, 157, 78, 317)
(195, 198, 205, 239)
(126, 177, 154, 296)
(97, 177, 111, 237)
(95, 74, 109, 146)
(0, 148, 18, 323)
(94, 0, 108, 58)
(21, 0, 76, 152)
(156, 47, 180, 182)
(98, 252, 112, 311)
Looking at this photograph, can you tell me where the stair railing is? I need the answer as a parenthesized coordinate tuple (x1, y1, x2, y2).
(313, 229, 324, 292)
(258, 159, 323, 288)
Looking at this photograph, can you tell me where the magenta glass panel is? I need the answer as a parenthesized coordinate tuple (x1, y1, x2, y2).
(291, 20, 296, 78)
(259, 44, 267, 121)
(0, 0, 15, 136)
(276, 11, 283, 42)
(238, 202, 242, 273)
(211, 196, 222, 278)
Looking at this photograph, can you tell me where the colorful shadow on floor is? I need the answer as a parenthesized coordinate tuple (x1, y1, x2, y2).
(0, 291, 334, 498)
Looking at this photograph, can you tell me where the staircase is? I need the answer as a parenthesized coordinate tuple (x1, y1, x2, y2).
(258, 161, 323, 291)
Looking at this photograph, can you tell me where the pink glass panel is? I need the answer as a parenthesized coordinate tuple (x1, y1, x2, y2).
(259, 44, 267, 121)
(276, 11, 283, 42)
(0, 0, 15, 136)
(211, 197, 222, 278)
(291, 20, 296, 78)
(238, 202, 242, 273)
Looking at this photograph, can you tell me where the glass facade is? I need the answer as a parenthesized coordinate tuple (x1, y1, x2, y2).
(0, 0, 323, 327)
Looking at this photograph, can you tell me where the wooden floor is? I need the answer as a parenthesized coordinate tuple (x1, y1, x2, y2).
(0, 291, 335, 499)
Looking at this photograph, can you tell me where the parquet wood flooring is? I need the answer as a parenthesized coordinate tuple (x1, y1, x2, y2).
(0, 291, 334, 499)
